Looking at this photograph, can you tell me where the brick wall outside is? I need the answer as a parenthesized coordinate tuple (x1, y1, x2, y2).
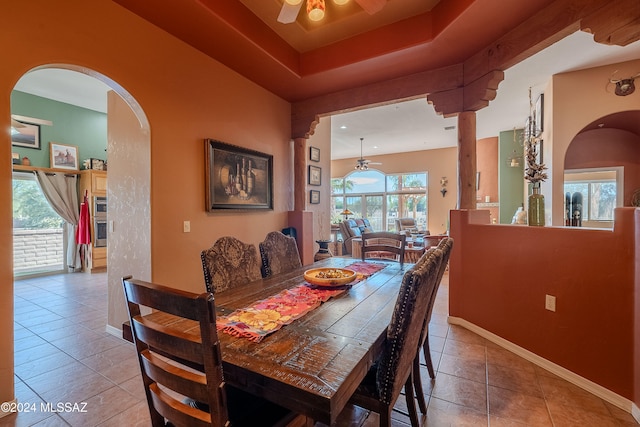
(13, 228, 64, 274)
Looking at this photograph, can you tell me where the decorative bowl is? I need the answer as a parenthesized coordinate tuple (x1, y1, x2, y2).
(303, 268, 357, 287)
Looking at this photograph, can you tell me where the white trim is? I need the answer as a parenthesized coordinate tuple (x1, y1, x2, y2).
(448, 316, 635, 415)
(0, 398, 18, 418)
(632, 403, 640, 424)
(11, 114, 53, 126)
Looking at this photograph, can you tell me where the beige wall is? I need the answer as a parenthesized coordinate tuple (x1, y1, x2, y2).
(1, 0, 294, 405)
(331, 147, 458, 235)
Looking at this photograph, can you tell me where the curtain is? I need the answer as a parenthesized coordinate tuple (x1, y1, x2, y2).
(35, 171, 80, 270)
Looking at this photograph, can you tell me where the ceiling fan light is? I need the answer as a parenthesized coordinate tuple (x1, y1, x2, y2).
(285, 0, 303, 5)
(333, 0, 349, 4)
(307, 0, 325, 21)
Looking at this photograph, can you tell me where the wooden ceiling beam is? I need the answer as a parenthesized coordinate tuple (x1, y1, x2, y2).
(581, 0, 640, 46)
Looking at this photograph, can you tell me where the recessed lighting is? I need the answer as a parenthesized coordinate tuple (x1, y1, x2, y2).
(340, 125, 347, 129)
(373, 145, 378, 149)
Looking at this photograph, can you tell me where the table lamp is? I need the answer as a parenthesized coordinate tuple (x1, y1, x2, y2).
(340, 209, 353, 220)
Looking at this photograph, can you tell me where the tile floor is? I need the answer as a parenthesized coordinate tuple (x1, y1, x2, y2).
(2, 271, 638, 426)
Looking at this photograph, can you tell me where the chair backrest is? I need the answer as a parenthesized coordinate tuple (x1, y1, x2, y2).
(395, 217, 417, 232)
(427, 237, 453, 323)
(361, 231, 407, 266)
(122, 276, 229, 427)
(375, 249, 443, 404)
(259, 231, 302, 277)
(201, 236, 262, 293)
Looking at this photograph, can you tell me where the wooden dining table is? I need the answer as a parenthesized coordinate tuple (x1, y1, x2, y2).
(146, 257, 408, 425)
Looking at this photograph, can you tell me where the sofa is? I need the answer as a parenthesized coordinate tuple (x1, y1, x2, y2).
(338, 218, 374, 254)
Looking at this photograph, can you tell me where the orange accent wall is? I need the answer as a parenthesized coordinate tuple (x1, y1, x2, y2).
(449, 208, 637, 399)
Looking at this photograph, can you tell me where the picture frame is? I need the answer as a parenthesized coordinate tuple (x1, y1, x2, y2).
(90, 158, 105, 170)
(309, 146, 320, 162)
(205, 139, 273, 211)
(50, 142, 79, 170)
(536, 139, 544, 165)
(308, 165, 321, 186)
(535, 93, 544, 136)
(11, 120, 41, 149)
(310, 190, 320, 204)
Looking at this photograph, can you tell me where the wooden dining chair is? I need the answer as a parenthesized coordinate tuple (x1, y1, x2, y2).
(360, 231, 407, 267)
(201, 236, 262, 293)
(122, 276, 301, 427)
(347, 249, 443, 427)
(259, 231, 302, 277)
(411, 237, 454, 414)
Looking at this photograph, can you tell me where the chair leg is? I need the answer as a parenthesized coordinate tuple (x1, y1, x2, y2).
(423, 332, 435, 379)
(404, 375, 420, 427)
(412, 354, 427, 414)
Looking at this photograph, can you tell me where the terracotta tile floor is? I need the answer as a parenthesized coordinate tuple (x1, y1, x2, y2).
(3, 271, 638, 426)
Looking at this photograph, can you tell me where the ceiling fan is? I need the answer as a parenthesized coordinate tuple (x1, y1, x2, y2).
(355, 137, 381, 170)
(278, 0, 387, 24)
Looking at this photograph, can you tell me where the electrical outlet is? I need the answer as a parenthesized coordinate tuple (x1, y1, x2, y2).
(545, 294, 556, 312)
(183, 221, 190, 233)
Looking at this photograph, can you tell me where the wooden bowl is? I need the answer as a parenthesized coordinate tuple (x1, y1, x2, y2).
(303, 268, 357, 287)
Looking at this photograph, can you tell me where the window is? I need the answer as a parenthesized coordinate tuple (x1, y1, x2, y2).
(332, 171, 428, 231)
(564, 168, 621, 224)
(13, 172, 65, 276)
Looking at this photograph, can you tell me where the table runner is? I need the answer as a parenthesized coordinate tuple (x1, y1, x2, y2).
(216, 262, 386, 342)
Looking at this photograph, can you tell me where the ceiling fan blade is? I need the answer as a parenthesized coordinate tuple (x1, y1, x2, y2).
(368, 162, 382, 165)
(354, 0, 387, 14)
(277, 2, 303, 24)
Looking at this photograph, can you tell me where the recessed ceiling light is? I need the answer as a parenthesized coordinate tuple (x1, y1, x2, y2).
(373, 145, 378, 149)
(340, 125, 347, 129)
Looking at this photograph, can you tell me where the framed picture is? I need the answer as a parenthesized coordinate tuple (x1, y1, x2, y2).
(308, 165, 321, 186)
(50, 142, 79, 170)
(535, 93, 544, 136)
(310, 190, 320, 204)
(90, 158, 105, 170)
(205, 139, 273, 211)
(309, 146, 320, 162)
(536, 139, 544, 165)
(11, 120, 41, 149)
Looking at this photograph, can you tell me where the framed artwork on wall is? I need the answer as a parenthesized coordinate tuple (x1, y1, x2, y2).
(205, 139, 273, 211)
(50, 142, 79, 170)
(11, 120, 41, 149)
(310, 190, 320, 204)
(309, 146, 320, 162)
(535, 93, 544, 135)
(308, 165, 321, 186)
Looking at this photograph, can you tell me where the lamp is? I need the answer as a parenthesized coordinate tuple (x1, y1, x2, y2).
(307, 0, 325, 21)
(340, 209, 353, 220)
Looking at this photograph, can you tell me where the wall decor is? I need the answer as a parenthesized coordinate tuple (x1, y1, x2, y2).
(310, 190, 320, 204)
(205, 139, 273, 211)
(536, 139, 544, 165)
(50, 142, 79, 170)
(11, 120, 41, 149)
(308, 165, 321, 186)
(309, 146, 320, 162)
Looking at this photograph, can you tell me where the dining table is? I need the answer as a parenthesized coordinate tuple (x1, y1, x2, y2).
(145, 257, 408, 425)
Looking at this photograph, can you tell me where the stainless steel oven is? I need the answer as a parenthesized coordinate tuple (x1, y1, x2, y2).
(93, 196, 107, 248)
(94, 196, 107, 216)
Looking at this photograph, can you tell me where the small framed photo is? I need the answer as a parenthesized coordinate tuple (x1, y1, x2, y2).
(309, 146, 320, 162)
(535, 94, 544, 135)
(11, 120, 41, 149)
(50, 142, 79, 170)
(536, 139, 544, 165)
(309, 165, 321, 186)
(310, 190, 320, 204)
(90, 158, 105, 170)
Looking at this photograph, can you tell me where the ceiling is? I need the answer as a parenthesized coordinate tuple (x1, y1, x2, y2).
(12, 0, 640, 160)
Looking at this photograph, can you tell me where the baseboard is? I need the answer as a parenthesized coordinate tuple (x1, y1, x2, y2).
(632, 403, 640, 424)
(105, 324, 124, 340)
(448, 316, 635, 415)
(0, 398, 17, 418)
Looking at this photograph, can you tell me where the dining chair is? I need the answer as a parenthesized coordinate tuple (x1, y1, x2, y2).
(259, 231, 302, 277)
(360, 231, 407, 267)
(347, 249, 443, 427)
(122, 276, 301, 427)
(411, 237, 454, 414)
(201, 236, 262, 293)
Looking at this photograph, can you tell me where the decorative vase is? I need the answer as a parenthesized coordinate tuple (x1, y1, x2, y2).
(528, 185, 545, 226)
(314, 239, 332, 262)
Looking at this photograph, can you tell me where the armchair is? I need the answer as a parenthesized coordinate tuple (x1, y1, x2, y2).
(395, 217, 428, 236)
(338, 218, 374, 254)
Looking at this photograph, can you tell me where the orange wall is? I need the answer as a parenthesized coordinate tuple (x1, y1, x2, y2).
(331, 147, 458, 235)
(1, 0, 295, 404)
(449, 208, 636, 399)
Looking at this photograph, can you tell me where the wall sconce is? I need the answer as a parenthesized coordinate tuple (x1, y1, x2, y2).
(440, 177, 448, 197)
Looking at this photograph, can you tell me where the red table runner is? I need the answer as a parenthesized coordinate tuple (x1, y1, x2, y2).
(216, 262, 386, 342)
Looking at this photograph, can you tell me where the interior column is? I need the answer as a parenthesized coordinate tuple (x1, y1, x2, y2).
(457, 111, 477, 210)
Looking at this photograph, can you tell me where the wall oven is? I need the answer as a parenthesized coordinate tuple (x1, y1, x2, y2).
(93, 196, 107, 248)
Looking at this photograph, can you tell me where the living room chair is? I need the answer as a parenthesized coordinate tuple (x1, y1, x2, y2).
(259, 231, 301, 277)
(346, 249, 443, 427)
(411, 237, 454, 413)
(121, 276, 300, 427)
(361, 231, 407, 267)
(201, 236, 262, 293)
